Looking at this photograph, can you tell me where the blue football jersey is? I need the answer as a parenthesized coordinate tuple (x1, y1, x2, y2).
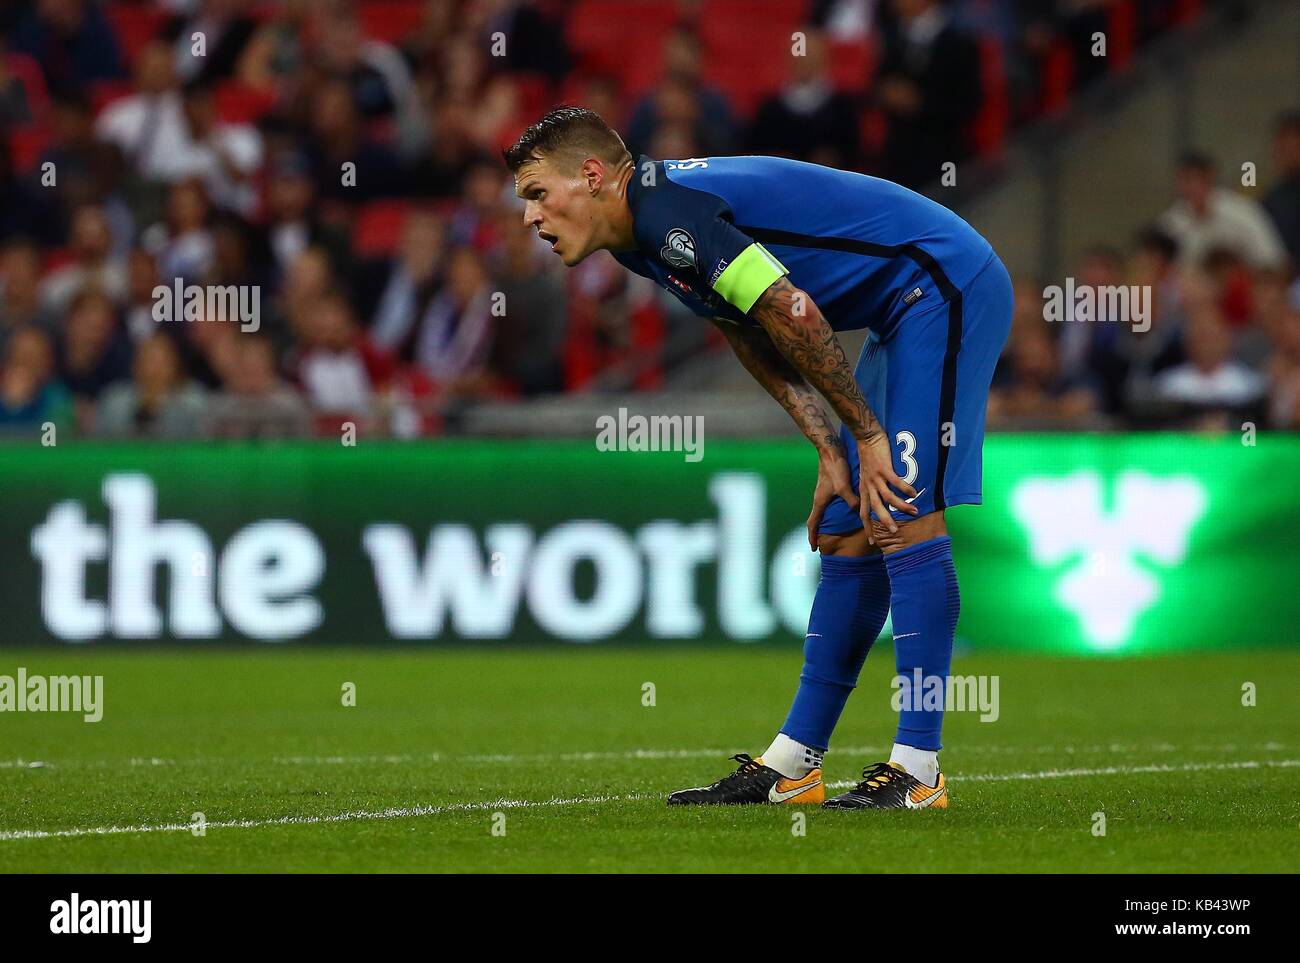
(614, 155, 995, 339)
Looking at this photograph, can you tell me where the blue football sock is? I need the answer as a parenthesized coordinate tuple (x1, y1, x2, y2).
(884, 535, 959, 752)
(780, 552, 892, 751)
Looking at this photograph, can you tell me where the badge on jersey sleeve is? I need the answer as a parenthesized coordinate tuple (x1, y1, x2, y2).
(661, 229, 696, 269)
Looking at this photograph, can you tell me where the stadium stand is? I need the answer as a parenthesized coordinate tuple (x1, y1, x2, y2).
(0, 0, 1294, 438)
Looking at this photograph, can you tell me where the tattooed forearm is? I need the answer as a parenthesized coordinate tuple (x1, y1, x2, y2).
(712, 317, 841, 452)
(748, 277, 883, 442)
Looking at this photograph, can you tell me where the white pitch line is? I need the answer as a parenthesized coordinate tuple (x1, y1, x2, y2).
(0, 746, 890, 771)
(824, 758, 1300, 790)
(1, 758, 1295, 843)
(0, 793, 652, 841)
(956, 758, 1300, 782)
(2, 742, 1291, 772)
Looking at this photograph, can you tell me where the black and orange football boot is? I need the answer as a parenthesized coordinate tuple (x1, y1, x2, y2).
(667, 753, 824, 806)
(822, 761, 948, 810)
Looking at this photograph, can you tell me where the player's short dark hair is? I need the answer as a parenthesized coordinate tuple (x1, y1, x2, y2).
(502, 106, 631, 174)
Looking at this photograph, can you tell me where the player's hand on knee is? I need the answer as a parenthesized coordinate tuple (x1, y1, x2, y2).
(855, 434, 918, 541)
(806, 445, 858, 551)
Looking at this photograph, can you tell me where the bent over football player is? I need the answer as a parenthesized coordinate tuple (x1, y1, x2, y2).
(505, 108, 1012, 810)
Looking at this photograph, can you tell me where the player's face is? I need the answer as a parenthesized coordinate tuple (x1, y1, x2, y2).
(514, 156, 602, 266)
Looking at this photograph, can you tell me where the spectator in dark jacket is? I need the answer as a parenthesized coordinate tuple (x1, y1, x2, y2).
(11, 0, 124, 93)
(56, 288, 133, 433)
(95, 333, 206, 438)
(0, 135, 58, 246)
(0, 326, 71, 433)
(748, 29, 860, 170)
(626, 26, 738, 158)
(1264, 110, 1300, 272)
(876, 0, 981, 189)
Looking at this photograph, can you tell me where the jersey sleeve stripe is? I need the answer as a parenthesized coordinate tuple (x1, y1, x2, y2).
(712, 243, 788, 313)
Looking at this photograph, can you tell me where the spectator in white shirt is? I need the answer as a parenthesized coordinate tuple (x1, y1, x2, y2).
(370, 212, 447, 353)
(95, 333, 206, 439)
(373, 245, 493, 392)
(293, 292, 392, 418)
(1154, 303, 1266, 414)
(95, 42, 182, 167)
(38, 204, 128, 315)
(96, 44, 263, 216)
(142, 179, 214, 284)
(1161, 152, 1287, 272)
(206, 333, 311, 439)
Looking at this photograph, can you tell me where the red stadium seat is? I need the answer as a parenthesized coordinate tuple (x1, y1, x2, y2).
(1106, 0, 1137, 71)
(1040, 38, 1074, 116)
(353, 200, 449, 257)
(630, 300, 664, 390)
(565, 0, 679, 98)
(827, 38, 878, 94)
(969, 35, 1009, 156)
(562, 293, 597, 391)
(89, 80, 134, 117)
(4, 53, 49, 118)
(104, 2, 170, 66)
(698, 0, 805, 116)
(249, 2, 279, 23)
(858, 106, 887, 156)
(357, 1, 424, 45)
(8, 126, 50, 174)
(215, 82, 278, 124)
(353, 200, 412, 257)
(514, 74, 555, 122)
(42, 248, 75, 273)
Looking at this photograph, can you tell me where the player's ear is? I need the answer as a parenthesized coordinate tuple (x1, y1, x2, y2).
(581, 157, 605, 195)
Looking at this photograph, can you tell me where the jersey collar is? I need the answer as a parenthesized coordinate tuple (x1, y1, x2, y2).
(625, 155, 658, 218)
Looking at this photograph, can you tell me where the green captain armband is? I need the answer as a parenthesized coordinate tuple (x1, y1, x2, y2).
(711, 243, 788, 313)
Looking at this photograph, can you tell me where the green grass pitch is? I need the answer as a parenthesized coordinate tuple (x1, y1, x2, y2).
(1, 646, 1296, 872)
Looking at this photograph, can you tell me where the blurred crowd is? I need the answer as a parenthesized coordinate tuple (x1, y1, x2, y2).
(0, 0, 1282, 440)
(990, 132, 1300, 431)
